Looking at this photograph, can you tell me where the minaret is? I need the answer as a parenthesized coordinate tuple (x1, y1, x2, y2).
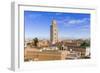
(50, 19, 58, 44)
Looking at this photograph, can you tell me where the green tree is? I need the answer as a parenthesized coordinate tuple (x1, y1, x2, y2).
(57, 43, 62, 50)
(80, 41, 90, 48)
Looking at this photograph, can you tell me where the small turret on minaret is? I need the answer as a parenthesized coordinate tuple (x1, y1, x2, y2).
(52, 19, 57, 25)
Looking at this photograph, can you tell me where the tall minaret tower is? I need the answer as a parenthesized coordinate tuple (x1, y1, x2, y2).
(50, 19, 58, 44)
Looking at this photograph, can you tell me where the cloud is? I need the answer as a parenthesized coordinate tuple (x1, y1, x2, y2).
(67, 18, 90, 25)
(57, 17, 90, 28)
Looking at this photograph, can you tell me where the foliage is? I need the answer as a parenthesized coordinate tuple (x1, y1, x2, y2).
(27, 42, 32, 47)
(80, 41, 90, 48)
(33, 37, 39, 47)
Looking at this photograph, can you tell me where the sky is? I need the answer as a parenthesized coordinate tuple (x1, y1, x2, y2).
(24, 11, 90, 40)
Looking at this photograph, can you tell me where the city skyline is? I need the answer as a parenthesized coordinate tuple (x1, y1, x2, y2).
(24, 11, 90, 40)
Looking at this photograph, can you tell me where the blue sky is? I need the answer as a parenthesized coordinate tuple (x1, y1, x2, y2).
(24, 11, 90, 40)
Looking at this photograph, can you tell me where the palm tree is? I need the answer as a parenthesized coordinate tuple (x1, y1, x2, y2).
(33, 37, 39, 47)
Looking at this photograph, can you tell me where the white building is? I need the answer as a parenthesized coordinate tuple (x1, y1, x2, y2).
(85, 47, 90, 56)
